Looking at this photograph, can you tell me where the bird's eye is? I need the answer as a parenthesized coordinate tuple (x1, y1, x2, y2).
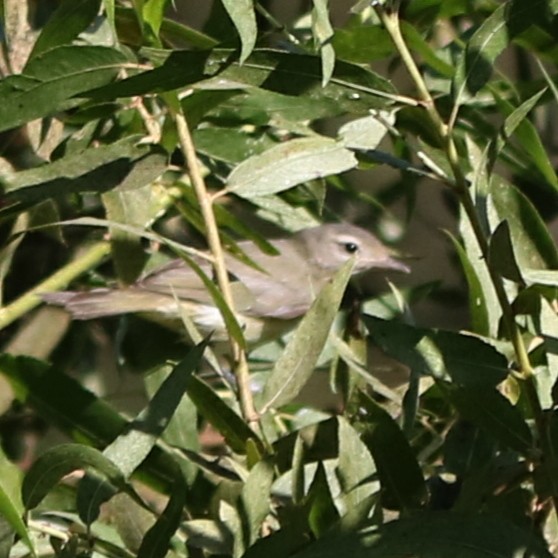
(343, 242, 359, 254)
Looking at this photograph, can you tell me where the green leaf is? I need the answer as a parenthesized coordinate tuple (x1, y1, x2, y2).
(452, 4, 508, 104)
(104, 342, 207, 478)
(114, 7, 218, 49)
(5, 137, 164, 205)
(448, 385, 533, 455)
(185, 375, 261, 454)
(488, 177, 558, 271)
(363, 316, 509, 386)
(488, 220, 524, 283)
(445, 231, 490, 336)
(401, 21, 454, 78)
(0, 450, 35, 555)
(0, 354, 184, 491)
(220, 0, 257, 64)
(332, 25, 394, 64)
(138, 0, 171, 45)
(86, 48, 396, 113)
(459, 201, 502, 338)
(240, 459, 274, 545)
(0, 45, 127, 132)
(356, 392, 427, 511)
(491, 88, 558, 192)
(137, 476, 187, 558)
(306, 462, 340, 538)
(291, 512, 553, 558)
(260, 261, 354, 412)
(338, 111, 394, 150)
(536, 298, 558, 410)
(227, 137, 357, 198)
(312, 0, 336, 86)
(336, 418, 378, 511)
(27, 0, 102, 61)
(101, 154, 168, 284)
(443, 420, 496, 477)
(22, 444, 124, 510)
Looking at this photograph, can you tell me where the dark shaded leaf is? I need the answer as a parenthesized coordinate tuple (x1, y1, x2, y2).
(363, 316, 509, 386)
(291, 512, 553, 558)
(448, 384, 533, 455)
(185, 375, 262, 454)
(356, 392, 427, 511)
(0, 46, 127, 132)
(27, 0, 102, 61)
(22, 443, 124, 510)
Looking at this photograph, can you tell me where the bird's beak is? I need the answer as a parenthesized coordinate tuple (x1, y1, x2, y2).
(377, 256, 411, 273)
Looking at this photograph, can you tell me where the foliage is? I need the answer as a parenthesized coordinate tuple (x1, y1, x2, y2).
(0, 0, 558, 556)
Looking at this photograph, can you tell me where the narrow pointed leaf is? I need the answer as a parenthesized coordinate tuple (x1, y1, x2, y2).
(0, 45, 127, 132)
(27, 0, 102, 61)
(356, 392, 427, 511)
(220, 0, 257, 64)
(260, 260, 354, 412)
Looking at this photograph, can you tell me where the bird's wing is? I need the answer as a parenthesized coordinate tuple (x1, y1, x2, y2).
(137, 240, 315, 320)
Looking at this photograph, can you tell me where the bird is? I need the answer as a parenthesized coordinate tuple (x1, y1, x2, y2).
(42, 223, 409, 347)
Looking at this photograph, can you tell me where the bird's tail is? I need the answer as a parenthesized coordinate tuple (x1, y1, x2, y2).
(42, 288, 177, 320)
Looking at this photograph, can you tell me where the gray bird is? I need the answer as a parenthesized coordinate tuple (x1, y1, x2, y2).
(43, 223, 408, 346)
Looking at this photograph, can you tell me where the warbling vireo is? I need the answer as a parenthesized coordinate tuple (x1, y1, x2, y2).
(43, 224, 408, 346)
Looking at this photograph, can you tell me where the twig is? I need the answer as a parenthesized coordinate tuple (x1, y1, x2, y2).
(0, 241, 110, 330)
(171, 107, 260, 431)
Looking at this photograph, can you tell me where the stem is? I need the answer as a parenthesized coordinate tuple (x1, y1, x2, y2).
(172, 108, 260, 430)
(375, 3, 545, 440)
(0, 241, 110, 330)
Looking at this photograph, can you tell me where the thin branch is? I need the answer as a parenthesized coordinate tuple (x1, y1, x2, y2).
(0, 241, 111, 330)
(171, 107, 260, 430)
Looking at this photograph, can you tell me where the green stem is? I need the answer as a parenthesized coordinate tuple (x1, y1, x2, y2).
(0, 241, 110, 330)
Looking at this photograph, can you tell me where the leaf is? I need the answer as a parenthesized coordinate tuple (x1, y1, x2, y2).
(338, 111, 395, 150)
(491, 88, 558, 192)
(137, 0, 171, 45)
(459, 202, 502, 338)
(488, 177, 558, 271)
(101, 154, 168, 284)
(21, 444, 124, 510)
(5, 137, 166, 205)
(105, 342, 207, 478)
(536, 298, 558, 410)
(443, 420, 496, 477)
(87, 49, 396, 114)
(137, 476, 187, 558)
(240, 459, 274, 545)
(306, 462, 340, 537)
(488, 220, 525, 283)
(311, 0, 336, 86)
(227, 137, 357, 198)
(448, 385, 533, 455)
(336, 418, 378, 511)
(445, 231, 490, 336)
(356, 392, 427, 511)
(185, 375, 261, 454)
(0, 354, 185, 491)
(363, 316, 509, 387)
(260, 261, 354, 412)
(0, 450, 34, 555)
(220, 0, 257, 64)
(27, 0, 102, 61)
(291, 512, 553, 558)
(0, 45, 127, 132)
(452, 4, 508, 105)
